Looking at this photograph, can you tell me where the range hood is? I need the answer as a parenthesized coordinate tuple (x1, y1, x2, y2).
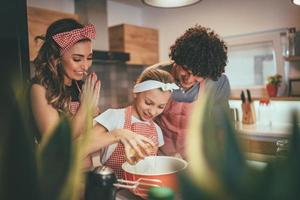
(92, 50, 130, 62)
(75, 0, 129, 63)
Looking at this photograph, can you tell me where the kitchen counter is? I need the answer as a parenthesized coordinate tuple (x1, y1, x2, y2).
(236, 122, 292, 142)
(230, 96, 300, 101)
(235, 122, 294, 155)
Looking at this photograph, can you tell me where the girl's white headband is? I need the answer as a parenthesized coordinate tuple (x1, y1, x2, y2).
(133, 80, 179, 93)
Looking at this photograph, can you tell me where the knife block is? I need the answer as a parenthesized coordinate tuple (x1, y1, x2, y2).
(241, 102, 256, 124)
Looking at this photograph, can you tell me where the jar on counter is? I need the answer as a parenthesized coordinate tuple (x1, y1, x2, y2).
(280, 31, 288, 57)
(281, 27, 296, 57)
(258, 98, 272, 127)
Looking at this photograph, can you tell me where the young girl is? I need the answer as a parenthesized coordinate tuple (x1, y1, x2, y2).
(94, 68, 178, 178)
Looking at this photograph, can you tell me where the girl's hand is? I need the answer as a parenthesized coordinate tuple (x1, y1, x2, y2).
(112, 129, 155, 163)
(81, 72, 101, 114)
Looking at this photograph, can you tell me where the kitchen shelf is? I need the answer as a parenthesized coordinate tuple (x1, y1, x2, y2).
(284, 56, 300, 62)
(245, 153, 276, 162)
(229, 96, 300, 101)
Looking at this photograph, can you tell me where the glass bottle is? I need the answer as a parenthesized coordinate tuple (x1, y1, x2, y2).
(258, 98, 272, 128)
(280, 31, 288, 57)
(287, 27, 296, 57)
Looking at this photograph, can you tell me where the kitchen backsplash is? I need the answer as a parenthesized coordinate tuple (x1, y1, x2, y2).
(90, 62, 146, 112)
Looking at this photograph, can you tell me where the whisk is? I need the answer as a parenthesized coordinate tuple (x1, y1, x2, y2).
(114, 178, 162, 198)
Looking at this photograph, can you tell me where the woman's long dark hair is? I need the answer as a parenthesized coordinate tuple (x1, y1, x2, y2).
(32, 18, 87, 114)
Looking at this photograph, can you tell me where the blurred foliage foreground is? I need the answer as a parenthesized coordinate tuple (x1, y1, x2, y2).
(181, 92, 300, 200)
(0, 83, 90, 200)
(1, 82, 300, 200)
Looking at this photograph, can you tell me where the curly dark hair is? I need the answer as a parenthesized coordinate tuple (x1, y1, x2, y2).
(32, 18, 89, 114)
(169, 25, 228, 81)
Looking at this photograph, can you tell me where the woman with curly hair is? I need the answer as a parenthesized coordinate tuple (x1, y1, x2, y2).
(30, 18, 154, 168)
(150, 25, 230, 159)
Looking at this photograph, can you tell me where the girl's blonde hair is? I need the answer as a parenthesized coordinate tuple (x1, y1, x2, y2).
(136, 68, 174, 85)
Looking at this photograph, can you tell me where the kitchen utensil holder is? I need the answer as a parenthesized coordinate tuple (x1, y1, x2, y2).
(242, 102, 256, 124)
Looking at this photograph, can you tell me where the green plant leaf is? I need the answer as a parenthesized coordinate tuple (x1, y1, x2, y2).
(183, 91, 269, 200)
(185, 91, 227, 198)
(178, 171, 214, 200)
(267, 74, 282, 86)
(0, 83, 39, 200)
(38, 116, 73, 200)
(218, 110, 248, 195)
(288, 111, 300, 160)
(282, 111, 300, 198)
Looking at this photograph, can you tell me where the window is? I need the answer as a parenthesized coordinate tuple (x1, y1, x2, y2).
(226, 42, 276, 88)
(224, 29, 286, 97)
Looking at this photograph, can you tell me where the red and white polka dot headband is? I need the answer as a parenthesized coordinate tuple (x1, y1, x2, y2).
(52, 23, 96, 55)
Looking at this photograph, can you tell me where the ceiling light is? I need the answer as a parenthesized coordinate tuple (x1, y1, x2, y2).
(292, 0, 300, 5)
(142, 0, 202, 8)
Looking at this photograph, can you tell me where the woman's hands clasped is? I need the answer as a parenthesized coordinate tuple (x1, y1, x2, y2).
(81, 72, 101, 116)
